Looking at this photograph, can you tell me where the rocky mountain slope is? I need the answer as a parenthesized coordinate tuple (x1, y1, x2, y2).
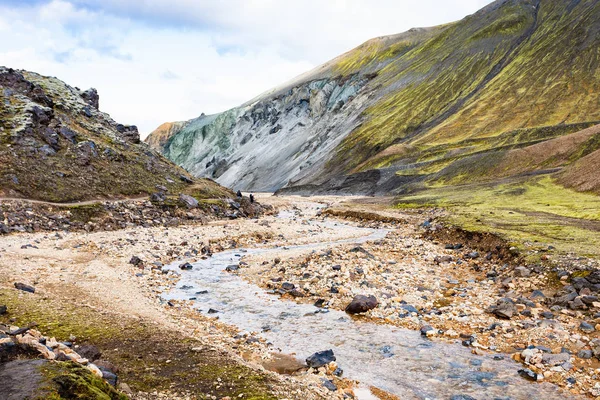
(148, 0, 600, 195)
(0, 67, 215, 202)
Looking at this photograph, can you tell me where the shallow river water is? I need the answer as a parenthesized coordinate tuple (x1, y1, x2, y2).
(162, 209, 578, 399)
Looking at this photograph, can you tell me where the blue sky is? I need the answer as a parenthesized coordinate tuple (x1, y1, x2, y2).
(0, 0, 492, 136)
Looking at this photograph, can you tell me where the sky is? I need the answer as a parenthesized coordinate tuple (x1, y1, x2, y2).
(0, 0, 493, 137)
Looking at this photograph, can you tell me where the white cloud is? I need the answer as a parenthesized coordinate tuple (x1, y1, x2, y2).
(0, 0, 493, 136)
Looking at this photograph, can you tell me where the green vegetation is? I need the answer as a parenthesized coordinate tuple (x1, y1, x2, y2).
(324, 0, 600, 182)
(0, 68, 216, 202)
(40, 362, 127, 400)
(0, 287, 280, 399)
(396, 176, 600, 257)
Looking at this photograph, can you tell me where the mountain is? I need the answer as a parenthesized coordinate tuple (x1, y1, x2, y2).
(147, 0, 600, 195)
(0, 67, 219, 202)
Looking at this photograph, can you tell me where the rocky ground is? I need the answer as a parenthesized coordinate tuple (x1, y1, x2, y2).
(235, 197, 600, 398)
(1, 194, 600, 399)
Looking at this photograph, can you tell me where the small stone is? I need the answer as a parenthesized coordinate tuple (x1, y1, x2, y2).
(129, 256, 143, 266)
(489, 297, 517, 319)
(578, 350, 593, 359)
(14, 283, 35, 293)
(321, 378, 337, 391)
(580, 321, 595, 333)
(518, 368, 538, 381)
(0, 305, 6, 315)
(399, 304, 419, 315)
(420, 325, 436, 337)
(530, 290, 546, 299)
(179, 263, 193, 270)
(514, 266, 531, 277)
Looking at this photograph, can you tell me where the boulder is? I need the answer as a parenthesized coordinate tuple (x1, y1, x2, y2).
(115, 124, 140, 143)
(345, 295, 378, 314)
(488, 297, 517, 319)
(179, 175, 193, 184)
(77, 345, 101, 362)
(80, 88, 99, 109)
(150, 192, 166, 203)
(580, 321, 595, 333)
(514, 266, 531, 277)
(178, 194, 198, 209)
(306, 349, 336, 368)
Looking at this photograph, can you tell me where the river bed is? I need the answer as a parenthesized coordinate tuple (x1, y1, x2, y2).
(162, 208, 577, 399)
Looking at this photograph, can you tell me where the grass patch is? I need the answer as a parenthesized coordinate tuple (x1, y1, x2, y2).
(395, 176, 600, 257)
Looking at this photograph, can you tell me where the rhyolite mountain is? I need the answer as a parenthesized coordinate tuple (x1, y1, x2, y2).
(147, 0, 600, 195)
(0, 67, 231, 202)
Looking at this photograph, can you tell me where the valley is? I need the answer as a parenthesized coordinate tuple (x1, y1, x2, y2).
(1, 0, 600, 399)
(2, 194, 600, 399)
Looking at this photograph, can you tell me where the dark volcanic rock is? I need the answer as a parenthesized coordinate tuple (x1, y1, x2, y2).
(518, 368, 538, 381)
(77, 345, 101, 361)
(179, 263, 193, 270)
(179, 175, 193, 184)
(129, 256, 143, 267)
(0, 305, 6, 315)
(488, 297, 517, 319)
(0, 359, 48, 399)
(321, 378, 337, 391)
(306, 349, 336, 368)
(345, 295, 378, 314)
(115, 124, 140, 143)
(178, 194, 199, 209)
(14, 282, 35, 293)
(80, 88, 99, 109)
(98, 366, 118, 387)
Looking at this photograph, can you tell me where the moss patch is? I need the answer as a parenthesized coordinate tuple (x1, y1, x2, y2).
(39, 361, 127, 400)
(0, 287, 280, 399)
(395, 176, 600, 257)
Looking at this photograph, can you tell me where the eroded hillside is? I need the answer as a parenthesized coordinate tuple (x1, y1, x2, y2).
(148, 0, 600, 195)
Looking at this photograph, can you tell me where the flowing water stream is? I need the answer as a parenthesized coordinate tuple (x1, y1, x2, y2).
(162, 208, 577, 399)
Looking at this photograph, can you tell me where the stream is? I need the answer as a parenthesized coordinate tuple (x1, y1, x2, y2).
(162, 207, 577, 399)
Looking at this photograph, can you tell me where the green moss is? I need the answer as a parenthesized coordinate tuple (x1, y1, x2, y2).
(39, 362, 127, 400)
(0, 288, 281, 398)
(395, 176, 600, 257)
(322, 0, 600, 180)
(470, 12, 528, 41)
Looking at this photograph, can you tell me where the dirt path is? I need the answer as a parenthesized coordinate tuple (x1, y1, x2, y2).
(0, 195, 150, 206)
